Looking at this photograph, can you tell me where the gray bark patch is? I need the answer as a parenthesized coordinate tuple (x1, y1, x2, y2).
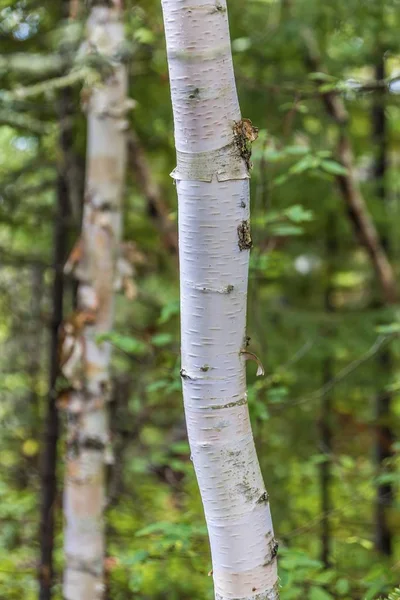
(171, 142, 249, 182)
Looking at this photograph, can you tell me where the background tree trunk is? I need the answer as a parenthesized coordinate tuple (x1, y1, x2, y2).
(38, 124, 70, 600)
(62, 4, 128, 599)
(38, 23, 73, 593)
(161, 1, 279, 598)
(303, 30, 397, 305)
(28, 264, 44, 440)
(373, 54, 394, 557)
(320, 212, 337, 569)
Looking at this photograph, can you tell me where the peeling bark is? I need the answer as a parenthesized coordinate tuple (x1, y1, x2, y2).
(61, 5, 128, 599)
(161, 2, 278, 599)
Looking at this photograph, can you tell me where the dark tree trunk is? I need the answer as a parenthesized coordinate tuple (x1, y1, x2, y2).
(28, 265, 44, 462)
(320, 365, 333, 569)
(303, 31, 397, 304)
(38, 164, 69, 600)
(373, 55, 394, 558)
(320, 213, 337, 569)
(38, 8, 74, 592)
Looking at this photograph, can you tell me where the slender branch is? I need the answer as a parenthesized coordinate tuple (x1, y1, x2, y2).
(0, 248, 49, 269)
(288, 334, 394, 409)
(0, 53, 65, 77)
(0, 110, 53, 135)
(128, 131, 178, 255)
(1, 69, 87, 103)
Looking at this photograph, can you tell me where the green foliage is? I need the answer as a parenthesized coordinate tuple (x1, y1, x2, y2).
(97, 332, 149, 356)
(0, 0, 400, 599)
(381, 588, 400, 600)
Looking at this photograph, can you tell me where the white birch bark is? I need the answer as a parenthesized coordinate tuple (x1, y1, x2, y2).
(160, 1, 279, 599)
(62, 5, 128, 599)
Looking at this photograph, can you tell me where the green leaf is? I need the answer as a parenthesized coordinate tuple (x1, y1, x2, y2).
(309, 453, 330, 465)
(289, 155, 319, 174)
(314, 570, 335, 585)
(146, 380, 168, 393)
(267, 386, 289, 403)
(382, 588, 400, 600)
(318, 83, 339, 92)
(285, 145, 310, 155)
(264, 148, 285, 162)
(128, 570, 144, 593)
(170, 440, 190, 454)
(158, 300, 180, 324)
(309, 587, 334, 600)
(280, 548, 323, 570)
(97, 332, 148, 356)
(320, 160, 348, 176)
(336, 578, 350, 595)
(333, 271, 364, 288)
(269, 224, 304, 236)
(135, 521, 173, 537)
(123, 550, 149, 566)
(284, 204, 314, 223)
(232, 37, 251, 52)
(134, 27, 155, 44)
(151, 333, 174, 347)
(308, 72, 337, 82)
(376, 323, 400, 334)
(376, 473, 398, 485)
(273, 174, 289, 186)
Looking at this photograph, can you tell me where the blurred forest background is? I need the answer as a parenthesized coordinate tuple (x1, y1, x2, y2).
(1, 0, 400, 598)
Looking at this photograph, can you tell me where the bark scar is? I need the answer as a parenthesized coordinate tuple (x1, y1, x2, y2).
(233, 118, 259, 170)
(212, 2, 226, 12)
(238, 220, 252, 251)
(180, 368, 193, 380)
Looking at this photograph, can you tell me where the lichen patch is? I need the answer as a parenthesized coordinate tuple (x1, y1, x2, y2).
(211, 1, 226, 13)
(188, 87, 200, 100)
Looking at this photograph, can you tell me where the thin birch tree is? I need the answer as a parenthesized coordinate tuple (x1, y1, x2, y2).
(160, 1, 279, 598)
(59, 2, 130, 598)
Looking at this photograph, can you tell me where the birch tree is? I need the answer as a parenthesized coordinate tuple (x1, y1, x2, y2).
(59, 2, 130, 598)
(160, 1, 279, 598)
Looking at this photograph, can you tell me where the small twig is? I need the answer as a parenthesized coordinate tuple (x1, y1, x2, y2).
(1, 69, 87, 103)
(264, 339, 315, 386)
(128, 131, 178, 256)
(287, 334, 394, 409)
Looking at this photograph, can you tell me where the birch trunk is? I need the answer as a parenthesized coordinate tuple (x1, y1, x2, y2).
(62, 4, 128, 599)
(160, 2, 279, 598)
